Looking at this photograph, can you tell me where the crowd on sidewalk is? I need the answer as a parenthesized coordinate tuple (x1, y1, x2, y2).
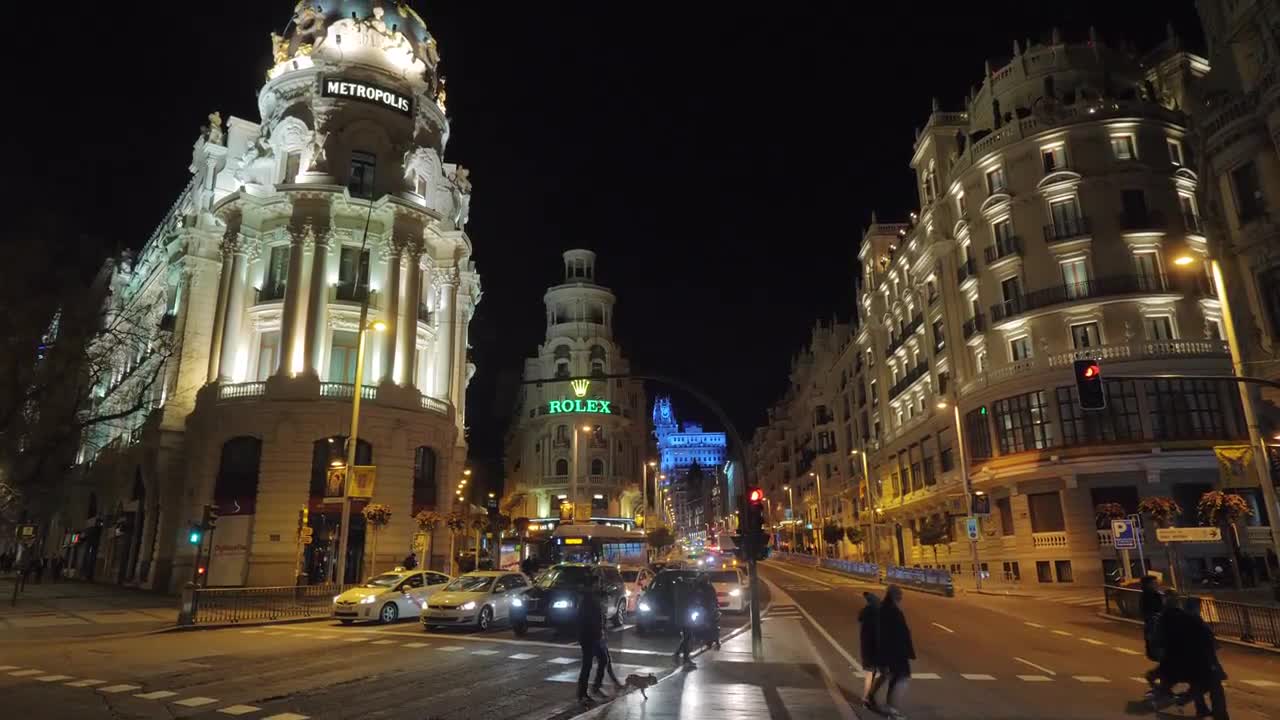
(0, 551, 65, 589)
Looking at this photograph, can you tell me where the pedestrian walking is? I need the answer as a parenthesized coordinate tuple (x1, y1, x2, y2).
(576, 573, 621, 705)
(1140, 575, 1163, 661)
(695, 574, 721, 651)
(858, 591, 883, 712)
(868, 585, 914, 719)
(672, 577, 700, 667)
(1151, 594, 1229, 719)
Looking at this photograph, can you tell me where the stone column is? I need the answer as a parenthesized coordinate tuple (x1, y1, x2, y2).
(218, 239, 252, 383)
(206, 249, 234, 383)
(380, 243, 402, 383)
(432, 267, 459, 401)
(399, 250, 423, 387)
(277, 224, 310, 377)
(303, 230, 332, 376)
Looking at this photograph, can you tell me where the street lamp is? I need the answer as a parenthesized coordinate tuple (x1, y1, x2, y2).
(809, 471, 825, 552)
(1173, 252, 1280, 563)
(643, 460, 657, 520)
(783, 484, 797, 550)
(935, 394, 982, 588)
(851, 448, 877, 563)
(335, 317, 387, 587)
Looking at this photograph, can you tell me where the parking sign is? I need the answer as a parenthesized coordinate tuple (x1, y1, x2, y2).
(1111, 519, 1137, 550)
(966, 517, 979, 540)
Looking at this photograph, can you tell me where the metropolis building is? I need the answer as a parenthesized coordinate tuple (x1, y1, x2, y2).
(755, 29, 1277, 586)
(51, 2, 479, 590)
(502, 251, 648, 526)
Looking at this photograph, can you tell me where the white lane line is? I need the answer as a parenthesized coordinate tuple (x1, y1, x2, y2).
(98, 684, 142, 693)
(1114, 647, 1142, 655)
(341, 637, 369, 643)
(66, 679, 105, 687)
(0, 666, 19, 671)
(404, 642, 429, 648)
(1130, 677, 1149, 684)
(1018, 675, 1053, 682)
(262, 714, 310, 720)
(1051, 630, 1073, 637)
(961, 674, 995, 681)
(1074, 676, 1110, 683)
(174, 697, 219, 707)
(472, 649, 500, 656)
(9, 669, 45, 677)
(913, 673, 941, 680)
(1024, 622, 1045, 629)
(548, 657, 576, 665)
(931, 622, 955, 634)
(36, 675, 73, 683)
(1242, 680, 1280, 688)
(510, 653, 538, 660)
(218, 705, 261, 716)
(1013, 657, 1056, 675)
(312, 635, 337, 640)
(438, 646, 464, 652)
(135, 691, 178, 700)
(370, 640, 396, 645)
(240, 630, 264, 634)
(766, 562, 834, 588)
(1081, 638, 1106, 646)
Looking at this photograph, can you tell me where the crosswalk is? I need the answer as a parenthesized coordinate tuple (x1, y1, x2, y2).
(765, 603, 804, 620)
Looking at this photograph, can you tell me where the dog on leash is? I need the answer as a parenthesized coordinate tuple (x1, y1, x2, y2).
(623, 673, 658, 699)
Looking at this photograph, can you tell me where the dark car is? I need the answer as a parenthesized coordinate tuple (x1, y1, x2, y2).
(510, 563, 627, 636)
(635, 569, 704, 635)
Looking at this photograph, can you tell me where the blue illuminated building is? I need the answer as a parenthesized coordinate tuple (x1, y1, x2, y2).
(653, 397, 727, 538)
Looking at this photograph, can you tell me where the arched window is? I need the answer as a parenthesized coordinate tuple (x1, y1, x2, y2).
(413, 446, 438, 514)
(555, 425, 568, 444)
(215, 436, 262, 514)
(590, 458, 605, 476)
(310, 436, 373, 498)
(554, 345, 571, 379)
(589, 345, 606, 377)
(555, 458, 569, 476)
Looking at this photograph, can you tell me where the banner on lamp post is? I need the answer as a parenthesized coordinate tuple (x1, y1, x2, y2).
(1213, 445, 1253, 485)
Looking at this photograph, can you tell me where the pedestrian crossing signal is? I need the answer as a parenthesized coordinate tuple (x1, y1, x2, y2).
(188, 527, 202, 545)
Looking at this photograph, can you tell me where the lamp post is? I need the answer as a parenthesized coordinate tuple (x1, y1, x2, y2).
(852, 449, 876, 563)
(644, 460, 657, 518)
(783, 484, 797, 550)
(335, 318, 387, 587)
(937, 395, 981, 590)
(1173, 254, 1280, 563)
(809, 471, 825, 554)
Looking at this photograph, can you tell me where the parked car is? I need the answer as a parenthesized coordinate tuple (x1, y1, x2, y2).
(621, 566, 655, 612)
(510, 563, 626, 636)
(332, 569, 451, 624)
(708, 568, 749, 613)
(421, 571, 530, 631)
(635, 569, 703, 634)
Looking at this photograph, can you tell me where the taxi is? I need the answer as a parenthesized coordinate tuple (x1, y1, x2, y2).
(332, 568, 451, 624)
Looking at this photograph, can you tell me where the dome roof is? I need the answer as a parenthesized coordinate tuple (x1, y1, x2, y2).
(282, 1, 436, 65)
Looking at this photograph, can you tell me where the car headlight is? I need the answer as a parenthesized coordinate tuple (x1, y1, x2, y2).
(625, 589, 631, 597)
(512, 598, 523, 608)
(552, 599, 571, 609)
(461, 601, 477, 611)
(333, 595, 341, 602)
(729, 589, 741, 597)
(360, 595, 379, 604)
(638, 602, 651, 613)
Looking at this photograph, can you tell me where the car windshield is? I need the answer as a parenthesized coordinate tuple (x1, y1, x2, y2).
(444, 576, 494, 593)
(651, 570, 701, 590)
(362, 573, 405, 589)
(537, 566, 593, 589)
(710, 571, 740, 583)
(621, 570, 640, 582)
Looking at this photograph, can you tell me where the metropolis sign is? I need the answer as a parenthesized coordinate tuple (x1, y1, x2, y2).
(547, 379, 612, 415)
(321, 77, 413, 117)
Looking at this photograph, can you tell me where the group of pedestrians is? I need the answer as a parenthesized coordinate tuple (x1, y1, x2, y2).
(1140, 576, 1230, 719)
(4, 552, 62, 590)
(858, 585, 915, 719)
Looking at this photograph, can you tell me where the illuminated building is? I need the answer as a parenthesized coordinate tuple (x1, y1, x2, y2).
(502, 251, 648, 523)
(756, 30, 1277, 586)
(653, 397, 727, 540)
(58, 2, 478, 589)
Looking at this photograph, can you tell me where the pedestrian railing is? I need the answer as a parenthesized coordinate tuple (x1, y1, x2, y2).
(183, 584, 350, 626)
(770, 551, 820, 567)
(820, 558, 881, 581)
(1103, 585, 1280, 648)
(885, 566, 955, 597)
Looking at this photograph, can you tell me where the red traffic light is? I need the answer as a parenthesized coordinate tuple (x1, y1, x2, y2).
(1081, 363, 1100, 379)
(196, 566, 206, 575)
(748, 487, 764, 504)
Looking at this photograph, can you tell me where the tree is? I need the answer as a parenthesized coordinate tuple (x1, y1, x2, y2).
(647, 527, 675, 557)
(1139, 496, 1184, 588)
(470, 514, 488, 571)
(362, 503, 392, 580)
(445, 512, 466, 575)
(845, 526, 866, 560)
(1199, 490, 1253, 589)
(512, 516, 530, 539)
(916, 516, 951, 565)
(822, 523, 844, 557)
(414, 510, 442, 571)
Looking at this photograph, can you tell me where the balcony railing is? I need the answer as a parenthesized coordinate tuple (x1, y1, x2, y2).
(1117, 210, 1167, 232)
(886, 314, 925, 355)
(1043, 216, 1091, 243)
(990, 273, 1185, 323)
(318, 382, 378, 401)
(962, 314, 985, 339)
(256, 282, 287, 303)
(888, 362, 929, 400)
(956, 258, 977, 284)
(984, 236, 1021, 263)
(218, 381, 266, 400)
(419, 395, 449, 415)
(332, 283, 372, 304)
(1032, 530, 1068, 549)
(1097, 529, 1115, 547)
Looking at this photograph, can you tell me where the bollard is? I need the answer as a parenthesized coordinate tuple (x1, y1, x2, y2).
(178, 582, 196, 626)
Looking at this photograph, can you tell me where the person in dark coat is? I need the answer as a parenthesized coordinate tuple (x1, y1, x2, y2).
(858, 591, 883, 710)
(1152, 595, 1229, 719)
(696, 575, 721, 651)
(1139, 576, 1164, 661)
(575, 574, 621, 704)
(672, 577, 700, 667)
(872, 585, 914, 718)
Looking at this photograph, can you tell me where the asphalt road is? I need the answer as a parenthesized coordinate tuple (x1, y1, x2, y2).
(758, 561, 1280, 720)
(0, 587, 766, 720)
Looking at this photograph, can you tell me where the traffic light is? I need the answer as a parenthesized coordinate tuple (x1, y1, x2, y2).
(1073, 359, 1107, 410)
(202, 504, 220, 531)
(744, 488, 769, 561)
(188, 525, 202, 545)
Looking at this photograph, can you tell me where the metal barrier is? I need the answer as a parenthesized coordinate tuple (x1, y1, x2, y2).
(885, 566, 955, 597)
(187, 584, 349, 626)
(821, 558, 881, 581)
(1103, 585, 1280, 648)
(771, 551, 819, 567)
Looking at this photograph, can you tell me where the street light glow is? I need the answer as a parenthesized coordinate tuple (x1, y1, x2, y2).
(463, 469, 472, 476)
(371, 320, 388, 332)
(936, 399, 949, 409)
(1173, 254, 1196, 266)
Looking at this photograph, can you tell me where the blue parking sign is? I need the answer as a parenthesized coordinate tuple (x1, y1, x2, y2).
(1111, 519, 1137, 550)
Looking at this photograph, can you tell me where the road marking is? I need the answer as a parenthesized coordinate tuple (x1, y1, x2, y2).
(36, 675, 73, 683)
(1013, 657, 1055, 675)
(341, 637, 369, 642)
(961, 674, 995, 681)
(1074, 676, 1109, 683)
(66, 679, 105, 687)
(1024, 622, 1045, 629)
(1114, 647, 1142, 655)
(135, 691, 178, 700)
(370, 640, 396, 645)
(313, 635, 337, 640)
(262, 714, 310, 720)
(510, 653, 538, 660)
(404, 642, 429, 648)
(760, 579, 862, 673)
(240, 630, 264, 634)
(1080, 638, 1106, 646)
(931, 622, 955, 634)
(548, 657, 576, 664)
(174, 697, 219, 707)
(1051, 630, 1072, 637)
(9, 669, 45, 677)
(913, 673, 941, 680)
(1130, 677, 1149, 684)
(472, 649, 500, 656)
(0, 666, 18, 671)
(1243, 680, 1280, 688)
(218, 706, 261, 716)
(1017, 675, 1052, 682)
(99, 684, 142, 693)
(766, 562, 834, 588)
(438, 646, 464, 652)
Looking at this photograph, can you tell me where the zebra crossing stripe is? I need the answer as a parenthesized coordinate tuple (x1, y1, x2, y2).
(10, 670, 45, 677)
(174, 697, 219, 707)
(218, 705, 261, 716)
(66, 679, 105, 687)
(1074, 676, 1109, 683)
(135, 691, 179, 700)
(36, 675, 73, 683)
(961, 674, 995, 681)
(913, 673, 941, 680)
(510, 653, 538, 660)
(1018, 675, 1052, 682)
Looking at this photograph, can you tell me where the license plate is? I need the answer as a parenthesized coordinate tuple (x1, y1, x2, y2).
(527, 614, 546, 623)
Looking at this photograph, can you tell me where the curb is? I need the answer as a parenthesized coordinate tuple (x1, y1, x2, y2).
(1094, 611, 1280, 656)
(167, 615, 331, 633)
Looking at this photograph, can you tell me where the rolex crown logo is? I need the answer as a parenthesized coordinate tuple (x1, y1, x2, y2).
(571, 379, 590, 398)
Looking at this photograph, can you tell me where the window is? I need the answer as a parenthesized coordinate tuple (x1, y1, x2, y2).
(956, 192, 967, 216)
(1134, 252, 1161, 288)
(993, 218, 1014, 245)
(263, 245, 289, 300)
(1069, 322, 1100, 349)
(285, 151, 302, 183)
(997, 497, 1014, 536)
(1060, 258, 1088, 298)
(1260, 266, 1280, 339)
(1179, 194, 1201, 232)
(1232, 161, 1265, 222)
(256, 330, 280, 381)
(1090, 486, 1140, 527)
(986, 166, 1008, 193)
(964, 407, 992, 460)
(328, 330, 359, 383)
(932, 319, 946, 352)
(1010, 336, 1032, 361)
(348, 150, 377, 198)
(870, 380, 878, 408)
(993, 390, 1052, 453)
(1054, 560, 1074, 583)
(554, 345, 571, 379)
(938, 429, 955, 471)
(1057, 380, 1143, 446)
(554, 458, 569, 476)
(337, 247, 370, 299)
(412, 446, 438, 513)
(1121, 189, 1149, 225)
(1143, 315, 1175, 341)
(1167, 139, 1185, 166)
(1000, 275, 1022, 303)
(974, 348, 987, 374)
(589, 345, 606, 377)
(1147, 379, 1240, 440)
(1110, 135, 1136, 161)
(1036, 560, 1053, 583)
(1042, 144, 1067, 173)
(1028, 491, 1066, 532)
(1049, 198, 1083, 238)
(590, 458, 605, 476)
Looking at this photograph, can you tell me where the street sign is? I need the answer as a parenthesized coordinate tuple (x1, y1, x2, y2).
(348, 465, 376, 498)
(1156, 527, 1222, 543)
(966, 517, 979, 541)
(15, 523, 37, 543)
(1111, 519, 1138, 550)
(301, 536, 313, 545)
(300, 527, 314, 540)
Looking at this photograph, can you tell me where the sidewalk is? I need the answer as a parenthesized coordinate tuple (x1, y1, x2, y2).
(0, 575, 176, 643)
(575, 584, 858, 720)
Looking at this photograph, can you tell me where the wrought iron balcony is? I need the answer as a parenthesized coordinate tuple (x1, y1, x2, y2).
(984, 236, 1021, 263)
(256, 282, 287, 303)
(962, 314, 986, 339)
(956, 257, 977, 284)
(888, 361, 929, 400)
(989, 273, 1201, 323)
(1042, 216, 1091, 243)
(1117, 210, 1167, 232)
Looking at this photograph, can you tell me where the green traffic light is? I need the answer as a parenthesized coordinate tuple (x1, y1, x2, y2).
(188, 531, 201, 544)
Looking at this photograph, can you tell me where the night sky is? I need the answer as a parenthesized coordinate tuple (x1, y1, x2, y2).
(7, 2, 1204, 494)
